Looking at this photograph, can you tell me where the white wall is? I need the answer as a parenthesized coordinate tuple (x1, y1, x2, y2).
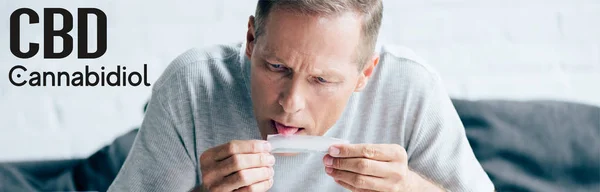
(0, 0, 598, 162)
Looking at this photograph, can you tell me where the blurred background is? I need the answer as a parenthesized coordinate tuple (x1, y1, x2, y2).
(0, 0, 598, 163)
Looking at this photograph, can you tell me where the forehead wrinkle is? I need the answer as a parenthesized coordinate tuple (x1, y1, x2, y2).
(262, 9, 363, 70)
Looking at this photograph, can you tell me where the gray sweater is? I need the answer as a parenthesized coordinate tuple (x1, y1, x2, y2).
(108, 43, 494, 192)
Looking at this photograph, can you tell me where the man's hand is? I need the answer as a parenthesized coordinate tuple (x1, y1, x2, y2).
(200, 140, 275, 192)
(323, 144, 444, 192)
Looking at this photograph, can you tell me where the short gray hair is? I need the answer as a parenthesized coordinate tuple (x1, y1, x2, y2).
(254, 0, 383, 69)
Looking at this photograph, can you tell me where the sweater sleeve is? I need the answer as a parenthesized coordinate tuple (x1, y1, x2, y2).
(405, 76, 495, 192)
(107, 73, 198, 192)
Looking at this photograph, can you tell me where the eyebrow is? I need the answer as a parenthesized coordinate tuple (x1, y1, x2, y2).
(262, 53, 287, 65)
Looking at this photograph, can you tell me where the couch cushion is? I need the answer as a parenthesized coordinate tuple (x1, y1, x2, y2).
(0, 129, 138, 192)
(452, 99, 600, 192)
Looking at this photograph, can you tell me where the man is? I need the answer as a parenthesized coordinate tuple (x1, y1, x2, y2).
(109, 0, 495, 191)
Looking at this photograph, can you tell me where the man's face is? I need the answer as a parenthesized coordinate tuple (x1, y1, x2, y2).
(246, 10, 376, 139)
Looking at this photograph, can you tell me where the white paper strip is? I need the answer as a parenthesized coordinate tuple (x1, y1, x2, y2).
(267, 134, 349, 153)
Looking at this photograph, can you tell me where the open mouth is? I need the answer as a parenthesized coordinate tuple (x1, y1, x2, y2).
(271, 120, 305, 136)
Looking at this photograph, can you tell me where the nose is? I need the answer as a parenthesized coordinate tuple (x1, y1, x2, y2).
(278, 80, 306, 114)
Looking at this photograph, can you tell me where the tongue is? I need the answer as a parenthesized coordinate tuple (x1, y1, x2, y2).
(275, 122, 300, 136)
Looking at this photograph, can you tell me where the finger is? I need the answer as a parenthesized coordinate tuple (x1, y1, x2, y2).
(212, 167, 274, 192)
(234, 178, 274, 192)
(328, 143, 406, 161)
(209, 140, 272, 162)
(323, 155, 392, 177)
(326, 167, 384, 191)
(203, 153, 275, 187)
(218, 153, 275, 177)
(334, 179, 378, 192)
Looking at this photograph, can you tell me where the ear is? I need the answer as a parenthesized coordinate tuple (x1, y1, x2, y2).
(245, 16, 256, 58)
(354, 54, 380, 92)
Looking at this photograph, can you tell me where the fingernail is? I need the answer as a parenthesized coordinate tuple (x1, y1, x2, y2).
(267, 155, 275, 165)
(329, 146, 340, 156)
(325, 167, 333, 174)
(263, 142, 272, 152)
(324, 156, 333, 166)
(270, 168, 275, 177)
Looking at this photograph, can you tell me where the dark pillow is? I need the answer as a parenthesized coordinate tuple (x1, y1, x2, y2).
(452, 99, 600, 192)
(0, 129, 138, 192)
(71, 128, 138, 191)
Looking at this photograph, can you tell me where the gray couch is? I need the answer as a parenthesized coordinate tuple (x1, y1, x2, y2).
(1, 99, 599, 192)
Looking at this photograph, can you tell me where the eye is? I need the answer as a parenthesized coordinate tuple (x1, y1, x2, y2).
(268, 63, 287, 72)
(316, 77, 329, 83)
